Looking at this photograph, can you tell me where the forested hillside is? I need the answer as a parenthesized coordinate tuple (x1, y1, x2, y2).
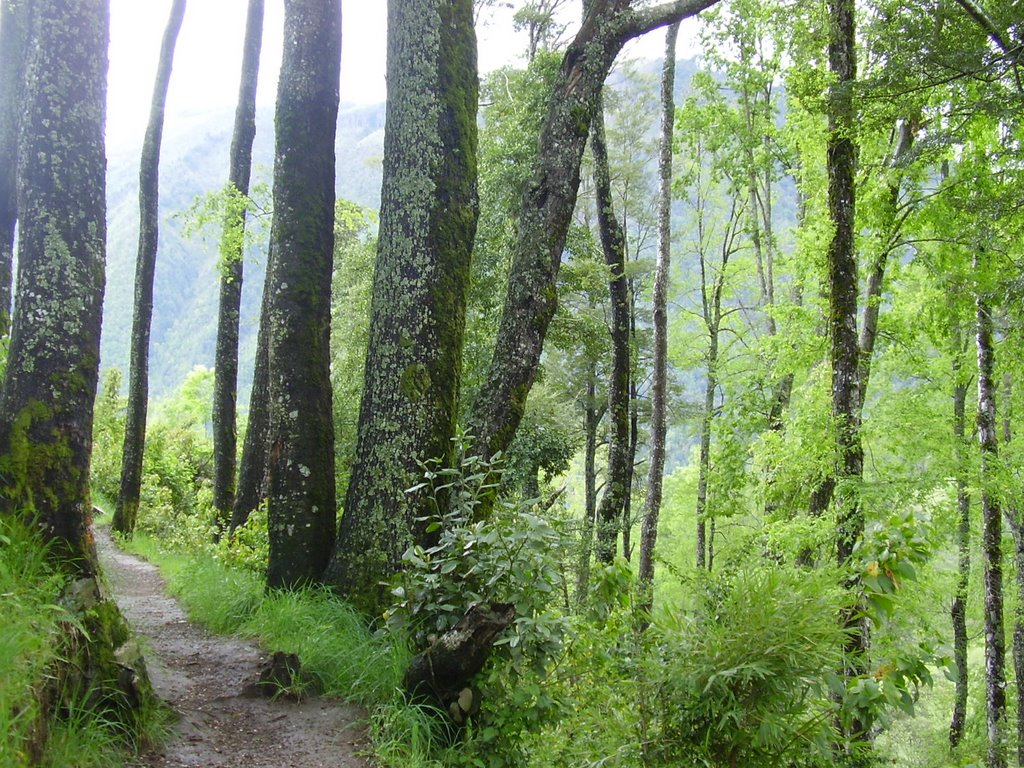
(102, 102, 386, 398)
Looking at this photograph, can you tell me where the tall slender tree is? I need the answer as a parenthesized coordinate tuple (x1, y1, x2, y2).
(112, 0, 187, 537)
(212, 0, 265, 529)
(0, 0, 29, 337)
(976, 248, 1007, 768)
(638, 20, 680, 592)
(591, 91, 631, 564)
(324, 0, 478, 613)
(0, 0, 109, 574)
(264, 0, 341, 590)
(949, 317, 972, 748)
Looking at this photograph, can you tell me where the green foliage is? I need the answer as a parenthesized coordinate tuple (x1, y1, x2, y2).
(0, 518, 163, 767)
(646, 565, 849, 767)
(177, 180, 271, 276)
(389, 441, 568, 663)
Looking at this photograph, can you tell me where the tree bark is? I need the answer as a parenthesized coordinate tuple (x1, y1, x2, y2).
(639, 21, 680, 589)
(575, 365, 602, 602)
(212, 0, 265, 529)
(323, 0, 478, 613)
(112, 0, 187, 538)
(824, 0, 869, 747)
(976, 262, 1007, 768)
(230, 240, 274, 531)
(0, 0, 108, 575)
(265, 0, 341, 590)
(591, 92, 631, 565)
(468, 0, 719, 470)
(949, 322, 971, 748)
(0, 0, 29, 337)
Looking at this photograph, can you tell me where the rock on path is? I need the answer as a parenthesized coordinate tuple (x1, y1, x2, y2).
(94, 527, 372, 768)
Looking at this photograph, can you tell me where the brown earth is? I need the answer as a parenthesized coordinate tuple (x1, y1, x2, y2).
(94, 528, 373, 768)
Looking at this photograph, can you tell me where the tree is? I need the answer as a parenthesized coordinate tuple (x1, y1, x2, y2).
(324, 0, 478, 612)
(112, 0, 187, 537)
(212, 0, 265, 529)
(975, 250, 1006, 768)
(590, 91, 631, 564)
(0, 0, 107, 572)
(638, 20, 680, 592)
(468, 0, 720, 474)
(264, 0, 341, 590)
(0, 0, 28, 337)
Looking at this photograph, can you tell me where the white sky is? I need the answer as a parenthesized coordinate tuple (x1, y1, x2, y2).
(107, 0, 699, 147)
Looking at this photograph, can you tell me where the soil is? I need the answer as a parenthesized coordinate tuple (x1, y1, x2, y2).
(94, 528, 373, 768)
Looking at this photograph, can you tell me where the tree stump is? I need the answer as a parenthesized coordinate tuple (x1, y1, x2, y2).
(403, 602, 515, 722)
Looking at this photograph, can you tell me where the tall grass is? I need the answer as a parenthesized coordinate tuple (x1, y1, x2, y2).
(0, 518, 165, 767)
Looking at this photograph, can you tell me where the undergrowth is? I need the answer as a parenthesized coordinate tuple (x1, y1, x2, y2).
(0, 518, 165, 767)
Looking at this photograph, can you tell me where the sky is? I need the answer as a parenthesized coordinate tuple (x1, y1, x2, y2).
(107, 0, 699, 148)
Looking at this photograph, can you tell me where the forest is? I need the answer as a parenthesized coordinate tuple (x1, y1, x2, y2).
(0, 0, 1022, 766)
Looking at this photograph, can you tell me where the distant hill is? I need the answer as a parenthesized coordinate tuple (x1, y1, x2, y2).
(102, 101, 386, 400)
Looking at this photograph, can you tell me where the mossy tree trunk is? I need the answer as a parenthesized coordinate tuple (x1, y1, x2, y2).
(231, 242, 273, 532)
(638, 22, 679, 591)
(264, 0, 341, 590)
(0, 0, 109, 577)
(113, 0, 187, 538)
(975, 257, 1007, 768)
(323, 0, 479, 613)
(468, 0, 719, 473)
(212, 0, 264, 530)
(591, 91, 630, 565)
(822, 0, 870, 749)
(949, 319, 971, 748)
(0, 0, 29, 338)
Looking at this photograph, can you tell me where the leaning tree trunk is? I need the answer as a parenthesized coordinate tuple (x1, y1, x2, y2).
(591, 91, 631, 565)
(264, 0, 341, 590)
(212, 0, 264, 529)
(323, 0, 479, 614)
(976, 258, 1007, 768)
(112, 0, 186, 538)
(639, 21, 680, 591)
(949, 320, 971, 748)
(468, 0, 719, 474)
(1000, 370, 1024, 767)
(695, 332, 717, 570)
(0, 0, 109, 576)
(0, 0, 29, 337)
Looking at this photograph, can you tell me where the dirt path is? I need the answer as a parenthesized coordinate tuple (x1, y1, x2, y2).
(94, 528, 373, 768)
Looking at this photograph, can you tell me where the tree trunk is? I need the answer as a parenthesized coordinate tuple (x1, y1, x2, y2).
(695, 341, 716, 570)
(112, 0, 186, 538)
(639, 21, 680, 589)
(576, 366, 602, 603)
(0, 0, 108, 575)
(591, 92, 631, 565)
(825, 0, 869, 747)
(230, 241, 274, 531)
(212, 0, 264, 530)
(468, 0, 719, 470)
(323, 0, 478, 613)
(264, 0, 341, 590)
(949, 323, 971, 748)
(975, 256, 1006, 768)
(0, 0, 29, 337)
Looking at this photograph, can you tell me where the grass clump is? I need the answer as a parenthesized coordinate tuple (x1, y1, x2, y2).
(0, 518, 166, 767)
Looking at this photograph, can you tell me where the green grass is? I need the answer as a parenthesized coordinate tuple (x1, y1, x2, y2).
(0, 517, 165, 768)
(122, 530, 454, 767)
